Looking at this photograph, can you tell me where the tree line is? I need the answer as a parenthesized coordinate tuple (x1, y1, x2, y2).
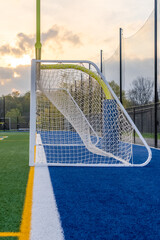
(0, 76, 158, 122)
(110, 76, 156, 107)
(0, 91, 30, 122)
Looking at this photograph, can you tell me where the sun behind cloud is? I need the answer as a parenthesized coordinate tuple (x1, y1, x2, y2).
(10, 54, 31, 68)
(14, 72, 21, 78)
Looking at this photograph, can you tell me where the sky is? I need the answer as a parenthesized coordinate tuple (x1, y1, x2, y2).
(0, 0, 155, 96)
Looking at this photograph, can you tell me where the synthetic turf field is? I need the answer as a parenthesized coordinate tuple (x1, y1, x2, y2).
(0, 132, 160, 239)
(40, 131, 149, 165)
(0, 132, 29, 231)
(0, 238, 17, 240)
(49, 147, 160, 239)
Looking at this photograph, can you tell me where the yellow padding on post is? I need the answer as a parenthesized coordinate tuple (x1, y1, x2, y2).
(41, 64, 112, 100)
(19, 167, 34, 240)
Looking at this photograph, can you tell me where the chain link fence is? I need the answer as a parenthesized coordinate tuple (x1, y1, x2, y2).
(127, 103, 160, 148)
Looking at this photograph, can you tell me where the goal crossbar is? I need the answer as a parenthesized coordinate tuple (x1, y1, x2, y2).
(41, 64, 112, 99)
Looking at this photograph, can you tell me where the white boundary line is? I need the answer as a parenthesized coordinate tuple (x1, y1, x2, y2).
(31, 135, 64, 240)
(36, 134, 47, 164)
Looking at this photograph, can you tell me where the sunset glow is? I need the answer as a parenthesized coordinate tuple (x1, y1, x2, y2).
(0, 0, 154, 96)
(10, 55, 31, 68)
(14, 72, 21, 78)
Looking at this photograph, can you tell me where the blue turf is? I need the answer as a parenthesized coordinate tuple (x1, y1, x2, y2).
(40, 131, 148, 164)
(49, 148, 160, 240)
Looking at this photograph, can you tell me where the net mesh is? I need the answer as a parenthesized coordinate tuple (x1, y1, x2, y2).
(103, 47, 120, 89)
(35, 63, 134, 165)
(123, 11, 154, 106)
(102, 9, 157, 147)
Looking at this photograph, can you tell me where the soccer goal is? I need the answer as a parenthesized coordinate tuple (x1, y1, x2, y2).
(0, 118, 11, 131)
(29, 59, 152, 166)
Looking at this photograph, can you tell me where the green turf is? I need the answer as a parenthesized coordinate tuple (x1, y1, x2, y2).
(0, 132, 29, 232)
(142, 133, 160, 139)
(135, 132, 160, 139)
(0, 238, 17, 240)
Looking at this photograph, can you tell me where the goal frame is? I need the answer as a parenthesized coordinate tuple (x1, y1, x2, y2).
(0, 117, 11, 130)
(29, 59, 152, 167)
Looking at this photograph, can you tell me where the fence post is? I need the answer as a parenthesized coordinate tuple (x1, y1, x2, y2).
(81, 73, 84, 112)
(141, 108, 143, 133)
(133, 107, 135, 143)
(89, 63, 92, 124)
(154, 0, 158, 147)
(3, 96, 5, 131)
(75, 80, 77, 101)
(100, 49, 103, 104)
(100, 50, 103, 135)
(17, 116, 19, 130)
(119, 28, 123, 104)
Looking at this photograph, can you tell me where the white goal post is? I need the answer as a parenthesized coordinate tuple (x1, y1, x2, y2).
(29, 59, 152, 167)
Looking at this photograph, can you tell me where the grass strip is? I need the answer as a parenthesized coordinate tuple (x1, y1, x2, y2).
(0, 132, 29, 232)
(0, 238, 18, 240)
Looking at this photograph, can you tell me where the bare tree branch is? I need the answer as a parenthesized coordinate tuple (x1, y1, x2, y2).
(128, 77, 153, 105)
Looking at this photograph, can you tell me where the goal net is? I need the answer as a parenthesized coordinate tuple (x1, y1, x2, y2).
(30, 60, 151, 166)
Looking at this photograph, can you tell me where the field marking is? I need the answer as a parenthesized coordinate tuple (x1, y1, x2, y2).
(36, 134, 47, 164)
(0, 136, 8, 141)
(30, 167, 64, 240)
(0, 140, 29, 142)
(0, 167, 34, 239)
(31, 134, 64, 239)
(19, 167, 34, 240)
(0, 232, 21, 237)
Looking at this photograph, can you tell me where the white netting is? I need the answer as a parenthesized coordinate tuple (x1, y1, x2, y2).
(35, 63, 133, 165)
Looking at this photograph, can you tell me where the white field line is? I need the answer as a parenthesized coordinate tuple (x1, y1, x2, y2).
(36, 134, 47, 164)
(31, 134, 64, 240)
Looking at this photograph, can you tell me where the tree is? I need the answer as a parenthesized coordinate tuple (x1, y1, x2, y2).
(12, 89, 20, 97)
(109, 80, 131, 108)
(109, 81, 121, 98)
(21, 92, 30, 116)
(6, 108, 21, 123)
(128, 77, 153, 106)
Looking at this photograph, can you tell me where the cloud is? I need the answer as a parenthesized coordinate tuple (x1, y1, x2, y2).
(0, 25, 82, 59)
(42, 26, 59, 42)
(17, 33, 35, 51)
(63, 30, 82, 46)
(0, 44, 22, 57)
(0, 67, 13, 88)
(42, 25, 82, 46)
(0, 33, 34, 57)
(0, 65, 30, 96)
(0, 67, 14, 79)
